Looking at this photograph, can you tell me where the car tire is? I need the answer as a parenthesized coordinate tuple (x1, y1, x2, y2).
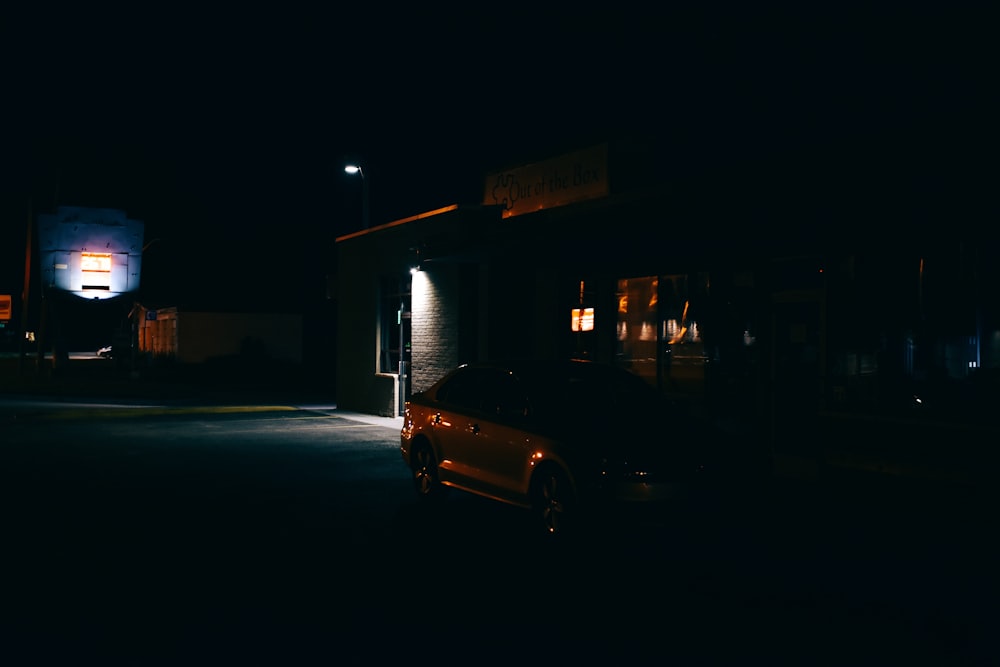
(531, 465, 576, 536)
(411, 443, 447, 500)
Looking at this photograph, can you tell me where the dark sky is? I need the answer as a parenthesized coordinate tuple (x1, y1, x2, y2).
(2, 6, 993, 320)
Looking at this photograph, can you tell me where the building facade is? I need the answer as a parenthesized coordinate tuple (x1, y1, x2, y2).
(335, 140, 999, 481)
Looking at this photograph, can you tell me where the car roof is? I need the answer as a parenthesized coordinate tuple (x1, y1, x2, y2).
(452, 358, 652, 389)
(455, 358, 585, 376)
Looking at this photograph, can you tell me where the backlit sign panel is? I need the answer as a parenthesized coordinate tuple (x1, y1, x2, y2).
(81, 252, 113, 290)
(37, 207, 144, 300)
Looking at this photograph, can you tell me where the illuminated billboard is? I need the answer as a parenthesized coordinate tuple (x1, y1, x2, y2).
(37, 206, 144, 300)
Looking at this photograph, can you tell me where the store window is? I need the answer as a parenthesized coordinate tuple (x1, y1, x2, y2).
(379, 275, 411, 375)
(571, 279, 597, 359)
(616, 276, 659, 385)
(616, 273, 711, 393)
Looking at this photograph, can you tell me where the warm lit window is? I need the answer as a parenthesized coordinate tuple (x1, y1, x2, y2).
(571, 308, 594, 332)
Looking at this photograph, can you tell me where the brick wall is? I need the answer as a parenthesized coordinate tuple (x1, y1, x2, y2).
(411, 265, 460, 393)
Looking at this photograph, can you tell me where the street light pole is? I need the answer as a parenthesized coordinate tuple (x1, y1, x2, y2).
(344, 164, 369, 230)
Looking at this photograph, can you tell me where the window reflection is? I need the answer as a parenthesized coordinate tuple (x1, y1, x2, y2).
(379, 275, 410, 375)
(615, 273, 712, 396)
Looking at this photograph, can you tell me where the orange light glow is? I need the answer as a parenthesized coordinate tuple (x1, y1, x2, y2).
(571, 308, 594, 332)
(668, 300, 690, 344)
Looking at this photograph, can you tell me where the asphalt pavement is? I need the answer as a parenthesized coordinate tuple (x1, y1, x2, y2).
(1, 357, 995, 664)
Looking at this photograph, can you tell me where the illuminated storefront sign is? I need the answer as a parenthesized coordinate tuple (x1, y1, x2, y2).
(484, 144, 609, 218)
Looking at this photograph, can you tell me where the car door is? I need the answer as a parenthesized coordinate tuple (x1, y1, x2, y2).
(426, 367, 489, 487)
(456, 369, 537, 503)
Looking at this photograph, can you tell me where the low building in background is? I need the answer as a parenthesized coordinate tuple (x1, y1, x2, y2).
(335, 137, 1000, 486)
(135, 304, 302, 366)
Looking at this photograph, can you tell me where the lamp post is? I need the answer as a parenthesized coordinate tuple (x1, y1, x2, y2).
(344, 164, 369, 230)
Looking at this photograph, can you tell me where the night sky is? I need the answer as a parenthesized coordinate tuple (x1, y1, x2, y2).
(2, 6, 992, 343)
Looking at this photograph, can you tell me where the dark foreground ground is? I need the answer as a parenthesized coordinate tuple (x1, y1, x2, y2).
(1, 354, 997, 664)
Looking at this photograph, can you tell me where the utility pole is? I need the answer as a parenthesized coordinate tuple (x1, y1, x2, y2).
(18, 200, 33, 375)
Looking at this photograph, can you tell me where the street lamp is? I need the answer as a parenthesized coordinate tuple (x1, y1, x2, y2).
(344, 164, 369, 230)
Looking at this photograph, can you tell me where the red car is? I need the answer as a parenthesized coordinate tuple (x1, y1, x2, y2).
(400, 358, 768, 536)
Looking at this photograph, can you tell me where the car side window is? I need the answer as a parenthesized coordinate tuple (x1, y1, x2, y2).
(434, 369, 484, 411)
(435, 368, 528, 419)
